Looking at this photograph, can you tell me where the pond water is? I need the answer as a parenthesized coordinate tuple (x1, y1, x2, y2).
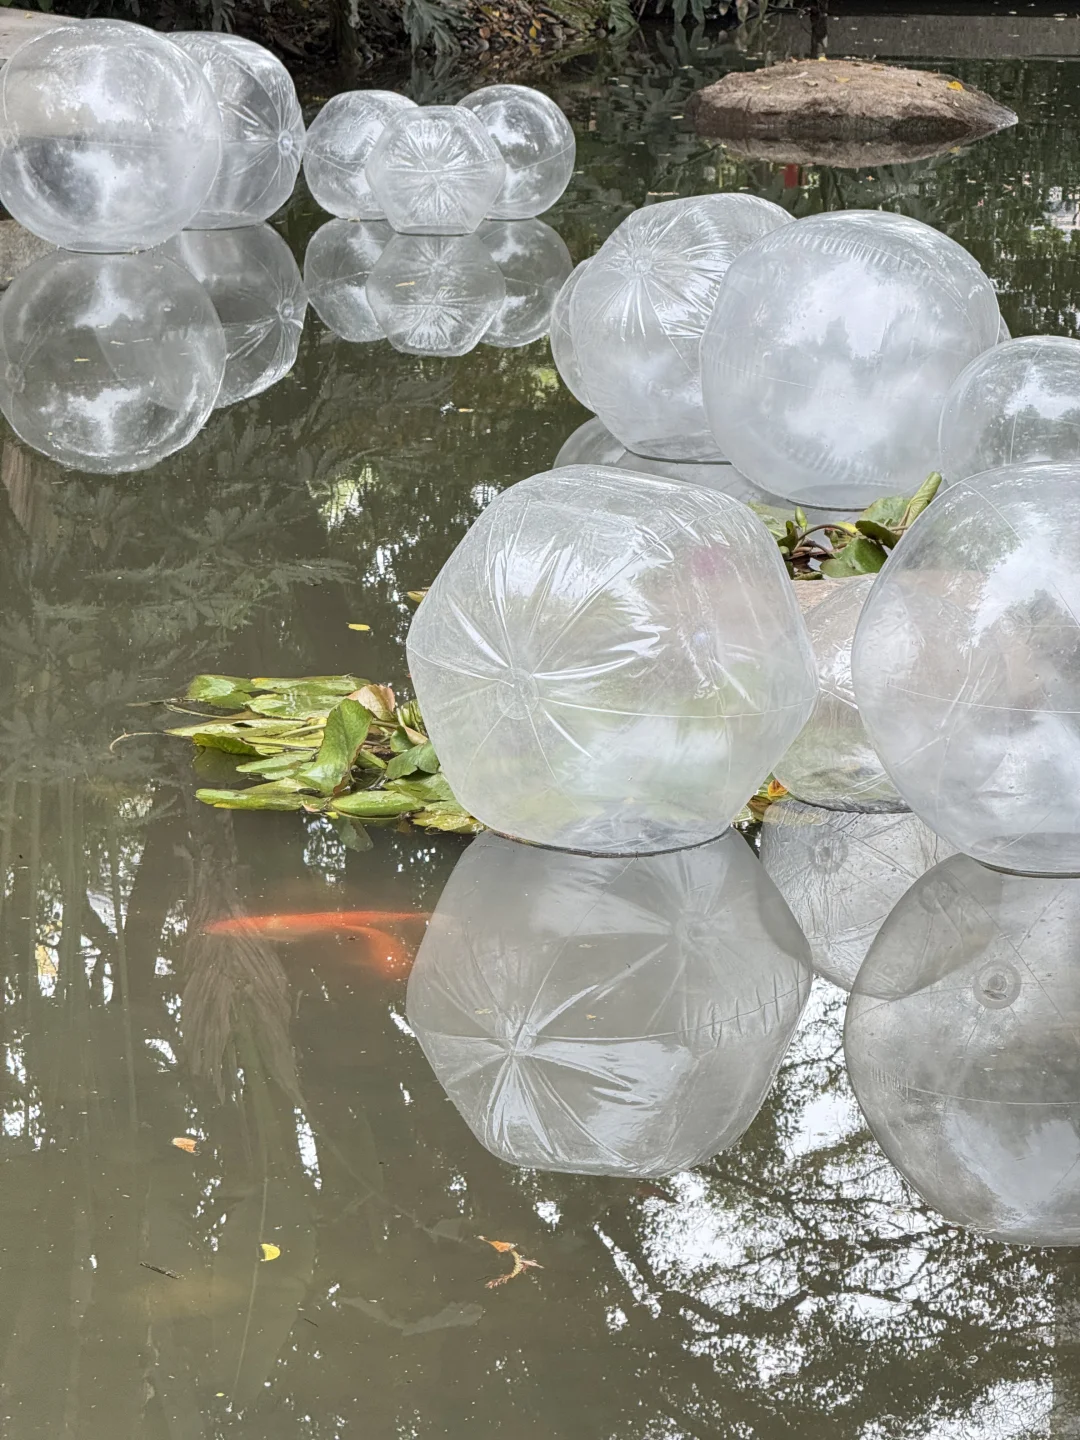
(3, 25, 1080, 1440)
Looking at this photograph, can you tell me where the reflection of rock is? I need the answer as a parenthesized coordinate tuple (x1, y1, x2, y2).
(689, 60, 1018, 157)
(0, 249, 225, 473)
(164, 225, 306, 407)
(478, 219, 572, 349)
(0, 219, 54, 289)
(406, 830, 812, 1177)
(366, 233, 505, 357)
(303, 219, 390, 344)
(761, 800, 953, 990)
(845, 854, 1080, 1243)
(714, 135, 991, 169)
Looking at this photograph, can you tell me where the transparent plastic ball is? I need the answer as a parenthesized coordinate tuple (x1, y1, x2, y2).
(572, 194, 793, 461)
(549, 258, 592, 408)
(0, 249, 225, 472)
(365, 105, 506, 236)
(852, 462, 1080, 876)
(407, 464, 818, 854)
(478, 219, 572, 348)
(366, 233, 505, 357)
(0, 20, 223, 253)
(774, 576, 903, 811)
(171, 33, 304, 229)
(845, 854, 1080, 1243)
(406, 829, 812, 1177)
(457, 84, 575, 220)
(553, 417, 817, 509)
(701, 211, 1001, 507)
(163, 225, 306, 407)
(938, 336, 1080, 485)
(302, 90, 416, 220)
(303, 219, 390, 343)
(760, 800, 954, 990)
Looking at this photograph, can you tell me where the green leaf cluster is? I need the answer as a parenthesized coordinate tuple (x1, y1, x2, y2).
(166, 675, 481, 843)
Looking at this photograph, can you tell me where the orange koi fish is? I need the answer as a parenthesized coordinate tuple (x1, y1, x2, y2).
(204, 910, 429, 976)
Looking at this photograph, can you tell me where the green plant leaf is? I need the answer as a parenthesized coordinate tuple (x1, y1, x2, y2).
(387, 772, 455, 805)
(327, 790, 420, 818)
(855, 519, 902, 548)
(857, 495, 907, 531)
(385, 741, 439, 780)
(900, 471, 943, 528)
(172, 729, 264, 756)
(195, 784, 311, 812)
(413, 802, 483, 834)
(747, 503, 798, 540)
(186, 674, 257, 708)
(819, 537, 888, 578)
(333, 818, 374, 852)
(234, 754, 316, 780)
(295, 699, 372, 796)
(250, 675, 363, 694)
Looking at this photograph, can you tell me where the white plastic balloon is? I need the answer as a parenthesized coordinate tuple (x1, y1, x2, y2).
(303, 90, 416, 220)
(458, 84, 574, 220)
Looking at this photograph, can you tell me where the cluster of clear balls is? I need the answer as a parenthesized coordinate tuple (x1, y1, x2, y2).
(0, 18, 575, 468)
(408, 191, 1080, 1243)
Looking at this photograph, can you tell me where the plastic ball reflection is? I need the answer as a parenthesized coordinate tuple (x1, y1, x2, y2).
(303, 219, 390, 343)
(761, 801, 953, 990)
(0, 20, 223, 253)
(164, 224, 306, 407)
(171, 33, 304, 229)
(701, 211, 1001, 507)
(367, 233, 505, 357)
(477, 219, 571, 347)
(406, 830, 812, 1177)
(407, 464, 817, 854)
(458, 84, 575, 220)
(852, 462, 1080, 876)
(845, 854, 1080, 1243)
(774, 576, 902, 812)
(302, 90, 416, 220)
(571, 194, 792, 460)
(938, 336, 1080, 484)
(365, 105, 506, 236)
(0, 249, 226, 472)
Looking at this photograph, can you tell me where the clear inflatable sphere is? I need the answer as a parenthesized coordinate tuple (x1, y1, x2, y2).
(365, 105, 506, 236)
(852, 463, 1080, 876)
(938, 336, 1080, 485)
(760, 800, 954, 990)
(0, 249, 225, 473)
(303, 219, 390, 343)
(366, 233, 505, 357)
(845, 854, 1080, 1243)
(478, 219, 572, 348)
(0, 20, 223, 253)
(163, 225, 306, 407)
(553, 417, 814, 509)
(302, 90, 416, 220)
(457, 84, 575, 220)
(406, 830, 812, 1177)
(774, 577, 903, 812)
(701, 211, 1001, 507)
(549, 258, 592, 408)
(407, 464, 818, 853)
(572, 194, 793, 461)
(171, 33, 304, 229)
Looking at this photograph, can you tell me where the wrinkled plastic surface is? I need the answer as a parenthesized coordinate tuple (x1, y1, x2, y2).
(164, 225, 306, 407)
(0, 249, 225, 472)
(549, 259, 592, 408)
(774, 576, 902, 811)
(171, 33, 304, 229)
(845, 854, 1080, 1243)
(761, 800, 953, 990)
(367, 233, 505, 356)
(571, 194, 793, 460)
(407, 464, 818, 853)
(303, 218, 390, 343)
(458, 84, 574, 220)
(853, 463, 1080, 876)
(406, 830, 813, 1177)
(478, 219, 571, 347)
(303, 90, 415, 220)
(365, 105, 506, 236)
(701, 211, 1001, 507)
(0, 20, 223, 252)
(938, 336, 1080, 484)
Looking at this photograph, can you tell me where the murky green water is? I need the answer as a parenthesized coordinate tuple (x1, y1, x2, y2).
(4, 29, 1080, 1439)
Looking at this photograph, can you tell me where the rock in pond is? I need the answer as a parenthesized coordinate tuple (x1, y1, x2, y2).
(688, 60, 1017, 165)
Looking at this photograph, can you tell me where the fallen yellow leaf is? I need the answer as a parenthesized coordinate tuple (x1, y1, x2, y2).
(348, 623, 370, 631)
(171, 1136, 197, 1154)
(947, 80, 964, 91)
(406, 590, 429, 604)
(260, 1243, 281, 1262)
